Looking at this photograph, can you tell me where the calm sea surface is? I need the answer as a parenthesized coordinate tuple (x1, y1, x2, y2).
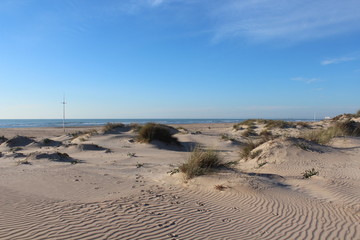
(0, 119, 315, 128)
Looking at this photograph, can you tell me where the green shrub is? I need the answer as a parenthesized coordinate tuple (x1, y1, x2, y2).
(179, 147, 222, 179)
(137, 123, 178, 144)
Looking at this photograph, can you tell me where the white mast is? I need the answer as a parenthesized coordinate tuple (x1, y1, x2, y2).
(61, 95, 67, 133)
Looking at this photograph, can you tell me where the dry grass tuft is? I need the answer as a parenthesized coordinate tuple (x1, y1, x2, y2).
(179, 147, 222, 179)
(240, 140, 265, 160)
(304, 120, 360, 145)
(103, 122, 125, 133)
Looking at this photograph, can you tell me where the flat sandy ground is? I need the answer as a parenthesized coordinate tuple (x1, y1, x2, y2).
(0, 122, 359, 239)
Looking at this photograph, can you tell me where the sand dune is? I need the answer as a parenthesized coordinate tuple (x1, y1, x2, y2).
(0, 121, 359, 239)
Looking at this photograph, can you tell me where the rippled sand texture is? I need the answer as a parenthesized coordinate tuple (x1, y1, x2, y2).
(0, 122, 359, 239)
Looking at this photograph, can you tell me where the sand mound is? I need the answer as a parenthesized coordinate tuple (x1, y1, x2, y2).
(5, 136, 35, 147)
(27, 152, 77, 163)
(77, 144, 108, 151)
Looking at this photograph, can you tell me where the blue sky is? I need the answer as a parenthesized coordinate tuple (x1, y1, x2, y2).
(1, 0, 359, 119)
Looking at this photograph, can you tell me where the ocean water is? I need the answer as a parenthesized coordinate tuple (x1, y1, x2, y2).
(0, 119, 314, 128)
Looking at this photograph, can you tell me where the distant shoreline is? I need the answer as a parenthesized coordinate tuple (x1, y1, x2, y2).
(0, 118, 317, 129)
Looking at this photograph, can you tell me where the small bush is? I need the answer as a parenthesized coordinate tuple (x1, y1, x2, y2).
(302, 168, 319, 179)
(103, 122, 125, 133)
(137, 123, 178, 144)
(179, 147, 222, 179)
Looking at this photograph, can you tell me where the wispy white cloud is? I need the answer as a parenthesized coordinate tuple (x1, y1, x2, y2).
(211, 0, 360, 42)
(292, 77, 321, 84)
(118, 0, 360, 43)
(321, 57, 356, 65)
(149, 0, 165, 6)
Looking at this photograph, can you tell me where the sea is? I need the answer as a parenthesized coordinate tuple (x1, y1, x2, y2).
(0, 119, 315, 129)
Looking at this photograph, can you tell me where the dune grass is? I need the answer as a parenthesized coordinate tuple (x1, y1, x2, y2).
(304, 120, 360, 145)
(240, 140, 265, 160)
(179, 147, 222, 179)
(102, 123, 125, 133)
(137, 123, 178, 144)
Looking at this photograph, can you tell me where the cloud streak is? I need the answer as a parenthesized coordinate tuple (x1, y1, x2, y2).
(211, 0, 360, 42)
(321, 57, 357, 65)
(292, 77, 321, 84)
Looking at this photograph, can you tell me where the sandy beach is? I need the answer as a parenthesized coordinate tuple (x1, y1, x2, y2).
(0, 119, 359, 239)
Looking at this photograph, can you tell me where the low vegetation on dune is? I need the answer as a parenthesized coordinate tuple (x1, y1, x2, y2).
(69, 130, 98, 139)
(304, 120, 360, 145)
(240, 140, 264, 160)
(332, 109, 360, 121)
(234, 119, 297, 131)
(179, 147, 223, 179)
(137, 123, 179, 144)
(102, 123, 125, 133)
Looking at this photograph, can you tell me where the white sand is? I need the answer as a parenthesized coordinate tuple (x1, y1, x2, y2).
(0, 122, 359, 239)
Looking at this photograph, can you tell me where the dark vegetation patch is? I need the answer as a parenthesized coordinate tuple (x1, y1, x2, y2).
(302, 168, 319, 179)
(137, 123, 179, 144)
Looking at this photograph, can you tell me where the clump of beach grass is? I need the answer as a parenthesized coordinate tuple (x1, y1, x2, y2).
(302, 168, 319, 179)
(241, 128, 257, 137)
(137, 123, 179, 144)
(240, 140, 265, 160)
(103, 122, 125, 133)
(262, 120, 295, 129)
(179, 147, 222, 179)
(304, 120, 360, 145)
